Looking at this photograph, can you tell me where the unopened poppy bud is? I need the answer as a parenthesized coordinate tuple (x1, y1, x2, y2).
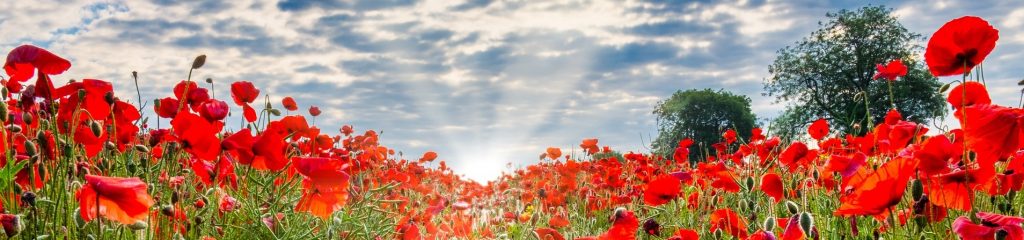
(132, 71, 138, 79)
(1, 87, 7, 97)
(21, 112, 32, 125)
(785, 201, 799, 215)
(714, 228, 723, 239)
(745, 176, 755, 190)
(193, 216, 204, 225)
(104, 92, 115, 105)
(192, 55, 206, 69)
(205, 78, 213, 84)
(269, 109, 281, 116)
(265, 102, 272, 109)
(763, 216, 776, 231)
(24, 142, 37, 157)
(939, 82, 952, 93)
(21, 192, 35, 207)
(799, 212, 813, 234)
(739, 199, 749, 210)
(89, 121, 102, 137)
(0, 102, 7, 121)
(172, 191, 180, 204)
(160, 205, 175, 217)
(134, 144, 150, 153)
(812, 169, 819, 179)
(128, 221, 148, 230)
(153, 99, 161, 107)
(910, 179, 923, 201)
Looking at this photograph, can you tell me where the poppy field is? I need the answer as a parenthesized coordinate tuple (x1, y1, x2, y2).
(0, 12, 1023, 240)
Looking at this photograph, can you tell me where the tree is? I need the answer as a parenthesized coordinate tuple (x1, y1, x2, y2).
(652, 89, 757, 162)
(763, 6, 946, 139)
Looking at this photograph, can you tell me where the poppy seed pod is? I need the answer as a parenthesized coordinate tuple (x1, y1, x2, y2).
(643, 219, 660, 236)
(799, 212, 813, 234)
(205, 78, 213, 84)
(192, 55, 206, 69)
(785, 201, 799, 215)
(21, 191, 36, 207)
(131, 71, 138, 79)
(997, 229, 1009, 240)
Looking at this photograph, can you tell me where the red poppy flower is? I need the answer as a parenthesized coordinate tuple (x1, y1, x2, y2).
(244, 121, 288, 171)
(761, 172, 784, 203)
(230, 81, 260, 122)
(171, 112, 222, 161)
(824, 152, 866, 178)
(3, 45, 71, 94)
(578, 207, 639, 240)
(723, 129, 737, 144)
(929, 167, 995, 212)
(197, 99, 229, 122)
(643, 174, 681, 206)
(0, 214, 17, 237)
(580, 138, 599, 155)
(873, 59, 907, 81)
(309, 105, 322, 117)
(546, 147, 562, 160)
(915, 135, 959, 176)
(340, 125, 354, 136)
(281, 96, 298, 111)
(956, 104, 1024, 167)
(294, 157, 351, 219)
(748, 230, 777, 240)
(420, 151, 438, 162)
(925, 16, 999, 77)
(709, 208, 747, 239)
(534, 227, 565, 240)
(548, 211, 570, 228)
(667, 229, 699, 240)
(947, 82, 991, 109)
(808, 118, 828, 140)
(673, 138, 694, 163)
(155, 97, 180, 118)
(834, 157, 914, 219)
(953, 212, 1024, 240)
(76, 175, 155, 225)
(779, 142, 816, 172)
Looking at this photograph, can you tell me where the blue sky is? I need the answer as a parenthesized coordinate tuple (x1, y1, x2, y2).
(3, 0, 1024, 182)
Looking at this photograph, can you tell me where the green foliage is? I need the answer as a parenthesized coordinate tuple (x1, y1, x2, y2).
(652, 89, 757, 161)
(763, 5, 946, 139)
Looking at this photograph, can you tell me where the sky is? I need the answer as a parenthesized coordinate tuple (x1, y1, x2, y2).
(3, 0, 1024, 183)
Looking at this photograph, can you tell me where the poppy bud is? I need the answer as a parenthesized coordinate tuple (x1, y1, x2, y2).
(763, 216, 775, 231)
(714, 228, 723, 240)
(21, 112, 32, 125)
(785, 201, 799, 215)
(939, 82, 952, 93)
(134, 144, 150, 153)
(7, 125, 21, 133)
(269, 109, 281, 116)
(745, 176, 755, 190)
(132, 71, 138, 79)
(104, 141, 116, 151)
(910, 179, 923, 201)
(0, 102, 7, 121)
(20, 192, 35, 207)
(1, 87, 6, 97)
(160, 205, 175, 217)
(24, 141, 37, 157)
(153, 99, 160, 108)
(192, 55, 207, 69)
(104, 92, 115, 105)
(194, 216, 204, 225)
(128, 221, 148, 230)
(89, 121, 102, 137)
(643, 219, 660, 235)
(799, 212, 813, 234)
(172, 191, 180, 204)
(205, 78, 213, 84)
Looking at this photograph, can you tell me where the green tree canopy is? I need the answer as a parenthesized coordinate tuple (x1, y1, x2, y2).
(652, 89, 757, 162)
(764, 6, 946, 139)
